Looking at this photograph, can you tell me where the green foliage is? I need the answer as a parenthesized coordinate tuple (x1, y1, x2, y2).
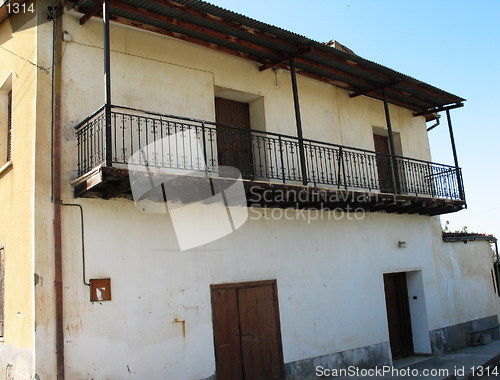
(442, 220, 469, 233)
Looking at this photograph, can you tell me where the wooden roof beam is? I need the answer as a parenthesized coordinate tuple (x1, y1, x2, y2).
(87, 2, 378, 90)
(142, 0, 463, 105)
(109, 0, 282, 59)
(413, 103, 464, 117)
(79, 0, 103, 25)
(349, 81, 400, 98)
(259, 46, 311, 71)
(76, 1, 453, 111)
(309, 48, 460, 104)
(107, 14, 270, 65)
(153, 0, 300, 45)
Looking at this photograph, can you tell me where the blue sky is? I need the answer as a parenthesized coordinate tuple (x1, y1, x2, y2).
(208, 0, 500, 238)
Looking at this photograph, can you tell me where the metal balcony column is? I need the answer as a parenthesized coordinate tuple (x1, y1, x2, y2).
(495, 240, 500, 297)
(289, 59, 308, 185)
(446, 109, 465, 200)
(382, 88, 401, 193)
(103, 0, 112, 167)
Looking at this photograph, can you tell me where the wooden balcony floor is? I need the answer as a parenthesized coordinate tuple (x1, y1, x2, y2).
(72, 166, 465, 216)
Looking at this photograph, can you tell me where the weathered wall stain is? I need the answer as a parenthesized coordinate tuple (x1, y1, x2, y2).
(173, 317, 186, 339)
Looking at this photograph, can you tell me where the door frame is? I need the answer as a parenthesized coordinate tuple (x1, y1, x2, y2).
(210, 279, 285, 380)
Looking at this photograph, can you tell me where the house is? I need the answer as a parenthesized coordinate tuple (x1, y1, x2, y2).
(0, 0, 498, 379)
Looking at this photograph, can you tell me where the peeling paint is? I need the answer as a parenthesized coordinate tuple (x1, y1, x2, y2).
(65, 320, 83, 337)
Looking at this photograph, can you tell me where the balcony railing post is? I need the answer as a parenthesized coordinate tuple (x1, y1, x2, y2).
(337, 147, 348, 190)
(103, 0, 112, 167)
(201, 122, 209, 176)
(427, 162, 435, 197)
(278, 135, 286, 183)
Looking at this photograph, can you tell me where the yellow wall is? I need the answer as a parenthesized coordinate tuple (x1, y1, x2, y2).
(0, 4, 37, 378)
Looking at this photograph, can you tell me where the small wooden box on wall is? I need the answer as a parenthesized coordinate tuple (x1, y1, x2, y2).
(90, 278, 111, 302)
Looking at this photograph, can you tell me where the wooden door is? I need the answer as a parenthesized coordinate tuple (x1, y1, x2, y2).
(215, 98, 253, 178)
(212, 287, 245, 380)
(383, 273, 413, 360)
(211, 281, 284, 380)
(373, 134, 394, 193)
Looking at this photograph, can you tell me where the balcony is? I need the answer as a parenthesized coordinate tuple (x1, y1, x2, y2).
(72, 106, 465, 216)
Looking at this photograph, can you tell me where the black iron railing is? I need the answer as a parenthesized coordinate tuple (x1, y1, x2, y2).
(75, 105, 465, 201)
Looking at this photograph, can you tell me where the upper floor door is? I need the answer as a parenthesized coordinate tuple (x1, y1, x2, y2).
(373, 134, 394, 193)
(215, 97, 253, 178)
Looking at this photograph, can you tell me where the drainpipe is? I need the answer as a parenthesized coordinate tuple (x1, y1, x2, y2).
(289, 59, 308, 185)
(426, 115, 440, 132)
(50, 2, 65, 379)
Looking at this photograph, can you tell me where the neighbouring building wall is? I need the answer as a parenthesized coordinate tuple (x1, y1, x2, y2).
(0, 4, 37, 379)
(427, 224, 499, 353)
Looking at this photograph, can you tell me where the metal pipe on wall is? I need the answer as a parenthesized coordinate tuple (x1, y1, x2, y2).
(382, 88, 401, 194)
(50, 1, 66, 378)
(103, 0, 113, 167)
(446, 109, 465, 201)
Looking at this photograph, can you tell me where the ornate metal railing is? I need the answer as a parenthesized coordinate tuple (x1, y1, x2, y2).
(75, 105, 465, 201)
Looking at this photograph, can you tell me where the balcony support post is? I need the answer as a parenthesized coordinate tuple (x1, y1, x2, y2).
(445, 109, 464, 200)
(103, 0, 112, 167)
(289, 59, 308, 185)
(382, 88, 401, 194)
(495, 240, 500, 297)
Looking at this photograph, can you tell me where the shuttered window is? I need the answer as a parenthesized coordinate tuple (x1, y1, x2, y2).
(0, 246, 5, 338)
(6, 90, 12, 162)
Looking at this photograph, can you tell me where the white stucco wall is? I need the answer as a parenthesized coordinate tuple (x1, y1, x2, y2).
(36, 200, 497, 380)
(58, 203, 437, 379)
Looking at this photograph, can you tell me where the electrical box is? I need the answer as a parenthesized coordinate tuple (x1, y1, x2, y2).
(90, 278, 111, 302)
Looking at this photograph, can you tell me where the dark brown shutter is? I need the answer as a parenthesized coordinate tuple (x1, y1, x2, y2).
(0, 247, 5, 338)
(7, 90, 12, 161)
